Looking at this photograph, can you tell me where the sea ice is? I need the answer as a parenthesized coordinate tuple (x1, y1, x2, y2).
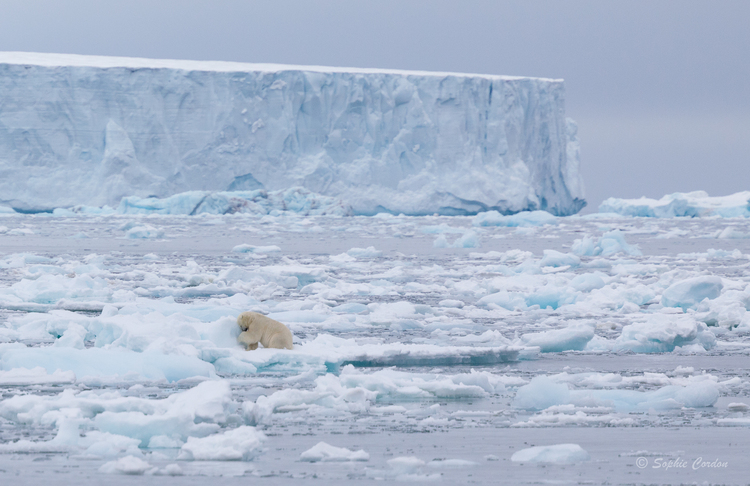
(572, 230, 641, 256)
(178, 426, 266, 461)
(513, 375, 719, 411)
(511, 444, 590, 463)
(661, 276, 723, 310)
(299, 441, 369, 462)
(99, 455, 154, 475)
(600, 191, 750, 218)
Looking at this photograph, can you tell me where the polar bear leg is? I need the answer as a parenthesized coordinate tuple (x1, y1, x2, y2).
(266, 331, 293, 350)
(238, 330, 260, 350)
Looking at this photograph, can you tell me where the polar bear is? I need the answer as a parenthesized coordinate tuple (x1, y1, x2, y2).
(237, 311, 294, 350)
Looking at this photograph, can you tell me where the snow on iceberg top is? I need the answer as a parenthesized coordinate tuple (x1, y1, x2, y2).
(599, 191, 750, 218)
(0, 51, 560, 82)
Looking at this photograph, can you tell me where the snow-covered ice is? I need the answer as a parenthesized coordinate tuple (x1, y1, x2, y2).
(511, 443, 589, 463)
(0, 205, 749, 484)
(299, 441, 369, 462)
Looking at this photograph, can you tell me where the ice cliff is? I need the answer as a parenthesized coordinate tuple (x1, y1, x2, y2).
(0, 52, 585, 215)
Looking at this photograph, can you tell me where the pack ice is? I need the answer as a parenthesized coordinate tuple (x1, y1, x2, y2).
(1, 211, 750, 482)
(0, 52, 584, 216)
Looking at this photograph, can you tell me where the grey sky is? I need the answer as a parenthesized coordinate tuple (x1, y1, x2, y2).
(1, 0, 748, 211)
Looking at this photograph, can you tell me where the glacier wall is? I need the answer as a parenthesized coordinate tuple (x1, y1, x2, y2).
(0, 52, 585, 215)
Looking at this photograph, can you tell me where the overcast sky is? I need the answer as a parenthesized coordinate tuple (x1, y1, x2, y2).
(1, 0, 748, 211)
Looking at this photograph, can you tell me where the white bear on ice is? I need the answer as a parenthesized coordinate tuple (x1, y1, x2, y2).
(237, 311, 294, 350)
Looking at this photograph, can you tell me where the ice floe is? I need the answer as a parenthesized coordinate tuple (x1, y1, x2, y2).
(599, 191, 750, 218)
(299, 441, 369, 462)
(511, 443, 590, 463)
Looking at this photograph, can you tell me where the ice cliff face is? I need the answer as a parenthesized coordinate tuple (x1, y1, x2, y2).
(0, 52, 585, 215)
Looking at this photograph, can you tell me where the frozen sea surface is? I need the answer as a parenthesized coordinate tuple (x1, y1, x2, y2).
(0, 210, 749, 484)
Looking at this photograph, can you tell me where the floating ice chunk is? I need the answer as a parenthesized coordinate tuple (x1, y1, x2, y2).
(244, 367, 512, 424)
(52, 323, 87, 349)
(7, 228, 34, 236)
(473, 210, 557, 227)
(329, 253, 357, 263)
(525, 286, 577, 310)
(0, 367, 75, 385)
(513, 376, 570, 411)
(661, 276, 723, 310)
(469, 249, 533, 262)
(99, 455, 154, 475)
(387, 456, 425, 474)
(0, 206, 16, 213)
(95, 381, 232, 444)
(570, 273, 606, 292)
(231, 244, 281, 254)
(672, 366, 694, 376)
(433, 235, 450, 248)
(454, 230, 481, 248)
(613, 314, 716, 353)
(438, 299, 464, 308)
(599, 191, 750, 218)
(728, 402, 750, 412)
(0, 346, 217, 382)
(539, 250, 580, 267)
(80, 431, 144, 458)
(338, 366, 490, 399)
(126, 224, 164, 239)
(426, 459, 478, 468)
(213, 357, 258, 376)
(0, 417, 141, 456)
(331, 302, 369, 314)
(178, 426, 266, 461)
(477, 291, 526, 310)
(717, 227, 750, 239)
(511, 444, 589, 463)
(299, 441, 369, 462)
(452, 330, 513, 347)
(336, 342, 523, 367)
(0, 380, 234, 452)
(693, 290, 750, 329)
(434, 231, 480, 248)
(518, 323, 595, 352)
(0, 272, 113, 305)
(246, 376, 376, 425)
(513, 375, 719, 411)
(717, 418, 750, 426)
(148, 435, 185, 449)
(346, 246, 383, 258)
(572, 230, 641, 257)
(450, 369, 508, 394)
(161, 464, 184, 476)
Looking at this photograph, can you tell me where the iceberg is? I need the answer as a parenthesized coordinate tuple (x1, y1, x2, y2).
(0, 52, 584, 216)
(599, 191, 750, 218)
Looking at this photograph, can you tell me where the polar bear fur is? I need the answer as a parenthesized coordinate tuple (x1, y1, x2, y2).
(237, 311, 294, 350)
